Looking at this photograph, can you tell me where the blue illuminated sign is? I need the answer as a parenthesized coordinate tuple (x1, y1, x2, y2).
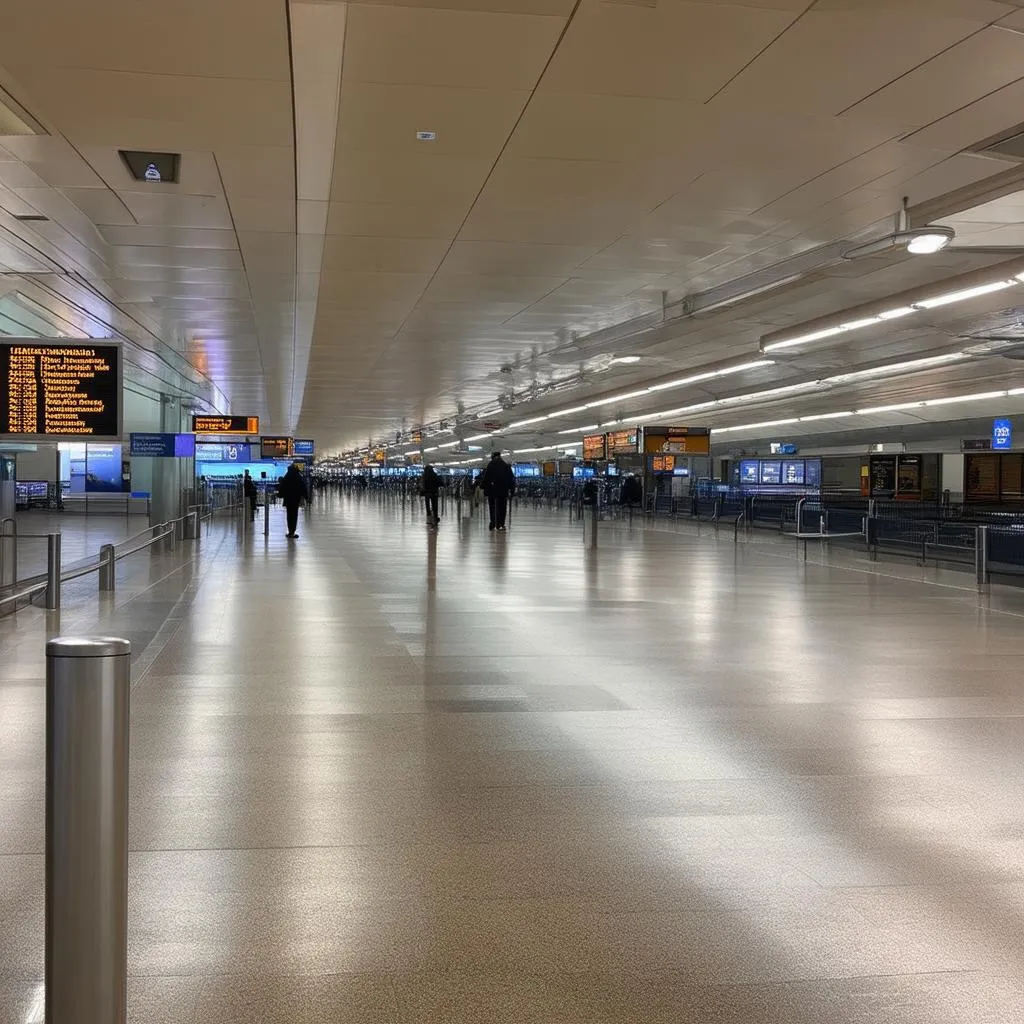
(130, 433, 195, 457)
(293, 439, 315, 457)
(993, 419, 1013, 450)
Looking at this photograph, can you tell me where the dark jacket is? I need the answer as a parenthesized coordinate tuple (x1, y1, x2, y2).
(421, 466, 440, 496)
(482, 456, 515, 497)
(243, 475, 257, 498)
(277, 466, 309, 506)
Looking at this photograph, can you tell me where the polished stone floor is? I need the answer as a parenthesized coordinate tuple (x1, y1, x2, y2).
(2, 494, 1024, 1022)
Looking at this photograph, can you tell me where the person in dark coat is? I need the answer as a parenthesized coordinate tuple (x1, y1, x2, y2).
(277, 463, 309, 539)
(243, 470, 258, 520)
(421, 464, 441, 526)
(481, 451, 515, 531)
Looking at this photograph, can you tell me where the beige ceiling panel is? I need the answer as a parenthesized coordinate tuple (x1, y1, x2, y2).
(217, 146, 295, 200)
(871, 153, 1000, 207)
(336, 82, 529, 157)
(98, 225, 238, 249)
(117, 192, 233, 230)
(9, 188, 110, 248)
(0, 0, 289, 81)
(0, 159, 47, 190)
(483, 156, 701, 206)
(77, 148, 223, 196)
(229, 198, 296, 234)
(344, 0, 576, 14)
(506, 93, 702, 161)
(425, 273, 567, 303)
(325, 201, 467, 239)
(581, 236, 727, 274)
(709, 4, 988, 115)
(331, 149, 490, 207)
(298, 201, 329, 236)
(321, 235, 451, 276)
(343, 4, 565, 90)
(843, 26, 1024, 134)
(440, 240, 593, 276)
(540, 1, 799, 101)
(903, 76, 1024, 152)
(58, 188, 137, 227)
(109, 247, 244, 272)
(319, 271, 429, 308)
(22, 70, 293, 149)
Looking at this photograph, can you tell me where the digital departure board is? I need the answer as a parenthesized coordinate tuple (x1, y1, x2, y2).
(583, 434, 606, 460)
(605, 429, 639, 456)
(192, 415, 259, 435)
(0, 341, 120, 438)
(261, 436, 293, 459)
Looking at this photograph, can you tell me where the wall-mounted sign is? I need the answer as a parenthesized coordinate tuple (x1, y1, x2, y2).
(293, 439, 316, 457)
(195, 442, 250, 463)
(260, 436, 293, 459)
(0, 340, 121, 439)
(192, 415, 259, 435)
(962, 439, 992, 451)
(130, 432, 196, 458)
(992, 418, 1012, 450)
(770, 442, 799, 456)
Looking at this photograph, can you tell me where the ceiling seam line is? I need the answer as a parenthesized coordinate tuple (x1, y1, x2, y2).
(834, 24, 994, 119)
(285, 0, 301, 434)
(375, 0, 586, 381)
(898, 73, 1024, 146)
(702, 0, 815, 107)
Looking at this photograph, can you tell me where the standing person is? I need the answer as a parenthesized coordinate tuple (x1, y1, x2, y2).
(482, 451, 516, 532)
(421, 464, 441, 527)
(243, 470, 258, 520)
(277, 462, 309, 539)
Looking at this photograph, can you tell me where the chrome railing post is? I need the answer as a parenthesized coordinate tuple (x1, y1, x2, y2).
(99, 544, 115, 592)
(46, 533, 61, 610)
(45, 636, 130, 1024)
(1, 517, 16, 589)
(976, 525, 989, 589)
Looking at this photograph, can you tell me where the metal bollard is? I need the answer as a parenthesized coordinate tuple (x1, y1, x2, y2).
(45, 636, 130, 1024)
(585, 502, 598, 550)
(976, 524, 989, 589)
(46, 533, 61, 610)
(99, 543, 115, 592)
(264, 490, 271, 538)
(1, 517, 15, 589)
(195, 509, 202, 541)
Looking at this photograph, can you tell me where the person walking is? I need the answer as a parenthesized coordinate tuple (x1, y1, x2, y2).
(243, 470, 258, 521)
(482, 451, 515, 531)
(421, 464, 441, 527)
(277, 463, 309, 539)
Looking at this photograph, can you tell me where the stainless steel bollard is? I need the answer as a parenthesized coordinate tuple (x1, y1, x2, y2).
(99, 543, 115, 592)
(1, 517, 15, 589)
(264, 489, 271, 538)
(976, 524, 989, 588)
(46, 533, 61, 610)
(585, 502, 598, 550)
(45, 636, 131, 1024)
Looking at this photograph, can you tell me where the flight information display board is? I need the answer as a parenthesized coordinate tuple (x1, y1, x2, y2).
(583, 434, 606, 460)
(0, 341, 121, 438)
(261, 436, 293, 459)
(605, 429, 639, 456)
(192, 415, 259, 435)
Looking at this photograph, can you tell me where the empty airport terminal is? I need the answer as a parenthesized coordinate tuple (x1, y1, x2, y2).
(3, 1, 1024, 1021)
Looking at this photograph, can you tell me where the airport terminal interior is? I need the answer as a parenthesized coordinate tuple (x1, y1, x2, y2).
(3, 0, 1024, 1020)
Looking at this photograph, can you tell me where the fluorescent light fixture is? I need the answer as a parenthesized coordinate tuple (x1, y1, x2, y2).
(547, 405, 592, 418)
(438, 441, 459, 449)
(611, 355, 641, 364)
(585, 388, 651, 409)
(923, 390, 1007, 406)
(877, 306, 915, 320)
(422, 446, 438, 453)
(402, 450, 418, 456)
(763, 326, 846, 352)
(560, 424, 597, 434)
(825, 352, 967, 384)
(462, 433, 491, 442)
(916, 280, 1016, 309)
(506, 416, 547, 429)
(855, 402, 924, 415)
(714, 417, 800, 434)
(907, 232, 953, 255)
(798, 411, 856, 422)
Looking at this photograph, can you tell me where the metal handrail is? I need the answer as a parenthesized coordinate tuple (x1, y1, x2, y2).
(114, 526, 173, 561)
(0, 578, 47, 609)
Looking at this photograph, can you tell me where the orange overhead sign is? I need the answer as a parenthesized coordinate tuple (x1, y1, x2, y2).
(193, 415, 258, 435)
